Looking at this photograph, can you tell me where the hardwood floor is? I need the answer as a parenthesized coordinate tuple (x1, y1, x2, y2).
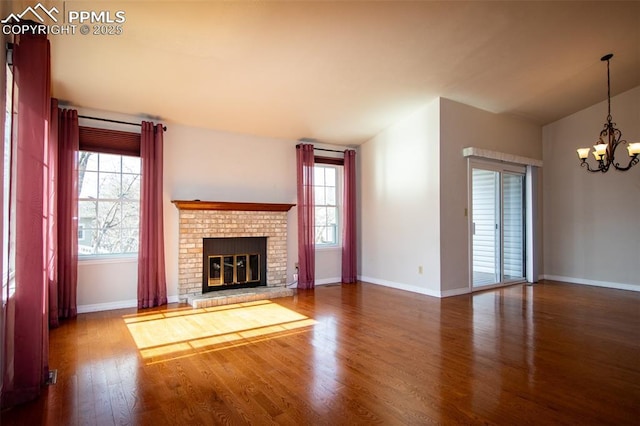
(1, 280, 639, 425)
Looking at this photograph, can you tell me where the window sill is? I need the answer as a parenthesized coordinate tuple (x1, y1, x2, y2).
(78, 255, 138, 266)
(316, 245, 342, 252)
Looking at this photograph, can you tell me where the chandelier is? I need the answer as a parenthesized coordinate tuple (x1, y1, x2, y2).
(576, 54, 640, 172)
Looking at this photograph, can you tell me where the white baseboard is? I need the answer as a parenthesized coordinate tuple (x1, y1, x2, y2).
(440, 287, 471, 298)
(359, 276, 443, 298)
(285, 278, 341, 288)
(77, 299, 138, 313)
(77, 295, 180, 314)
(542, 275, 640, 292)
(315, 277, 342, 286)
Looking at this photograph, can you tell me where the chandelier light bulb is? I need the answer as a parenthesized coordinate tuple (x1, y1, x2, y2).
(593, 143, 607, 155)
(576, 148, 590, 159)
(628, 143, 640, 156)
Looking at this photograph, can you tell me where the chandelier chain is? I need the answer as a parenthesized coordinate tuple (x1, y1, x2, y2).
(606, 57, 611, 120)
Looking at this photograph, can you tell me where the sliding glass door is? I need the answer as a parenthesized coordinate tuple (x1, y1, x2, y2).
(471, 163, 525, 288)
(502, 173, 525, 281)
(471, 169, 499, 286)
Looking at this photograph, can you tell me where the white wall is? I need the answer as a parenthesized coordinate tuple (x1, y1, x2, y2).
(75, 111, 350, 309)
(359, 97, 541, 297)
(542, 85, 640, 290)
(359, 98, 442, 295)
(77, 258, 138, 311)
(163, 124, 299, 298)
(439, 98, 542, 294)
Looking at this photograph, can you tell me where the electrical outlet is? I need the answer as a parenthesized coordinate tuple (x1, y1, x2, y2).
(418, 265, 423, 274)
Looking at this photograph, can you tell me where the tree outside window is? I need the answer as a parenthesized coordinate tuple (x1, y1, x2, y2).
(78, 152, 140, 256)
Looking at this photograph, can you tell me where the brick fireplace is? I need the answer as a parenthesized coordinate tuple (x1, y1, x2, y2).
(172, 201, 295, 301)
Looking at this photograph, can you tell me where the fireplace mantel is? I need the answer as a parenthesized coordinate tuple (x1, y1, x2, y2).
(172, 200, 295, 212)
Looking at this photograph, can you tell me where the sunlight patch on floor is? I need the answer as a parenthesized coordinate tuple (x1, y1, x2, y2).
(124, 300, 316, 362)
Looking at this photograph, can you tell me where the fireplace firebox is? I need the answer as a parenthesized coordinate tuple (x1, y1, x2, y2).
(202, 237, 267, 293)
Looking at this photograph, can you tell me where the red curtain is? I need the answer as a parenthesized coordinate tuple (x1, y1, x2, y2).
(341, 149, 357, 283)
(1, 32, 51, 407)
(296, 144, 315, 289)
(53, 107, 79, 323)
(137, 122, 167, 308)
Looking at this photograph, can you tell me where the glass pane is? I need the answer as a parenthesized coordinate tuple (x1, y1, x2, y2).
(79, 170, 98, 199)
(82, 151, 98, 171)
(122, 174, 140, 200)
(248, 255, 259, 281)
(327, 207, 337, 225)
(236, 255, 247, 283)
(315, 206, 327, 226)
(472, 169, 499, 287)
(326, 186, 336, 205)
(330, 225, 337, 244)
(78, 200, 97, 228)
(314, 188, 326, 205)
(315, 226, 336, 245)
(121, 201, 140, 228)
(209, 256, 222, 285)
(97, 201, 121, 228)
(99, 153, 121, 173)
(503, 173, 525, 281)
(96, 227, 121, 254)
(314, 167, 325, 186)
(120, 228, 139, 253)
(324, 227, 336, 244)
(98, 172, 121, 199)
(223, 256, 234, 284)
(78, 228, 97, 255)
(122, 155, 140, 174)
(325, 167, 336, 186)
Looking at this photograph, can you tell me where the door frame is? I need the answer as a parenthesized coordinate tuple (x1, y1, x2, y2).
(467, 159, 527, 292)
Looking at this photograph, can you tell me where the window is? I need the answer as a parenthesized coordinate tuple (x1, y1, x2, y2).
(78, 152, 140, 257)
(314, 164, 341, 246)
(2, 64, 15, 300)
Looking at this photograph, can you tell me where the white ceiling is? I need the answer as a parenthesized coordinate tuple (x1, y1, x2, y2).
(47, 1, 640, 145)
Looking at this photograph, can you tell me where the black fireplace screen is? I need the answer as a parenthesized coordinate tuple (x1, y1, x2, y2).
(202, 237, 267, 293)
(208, 254, 260, 286)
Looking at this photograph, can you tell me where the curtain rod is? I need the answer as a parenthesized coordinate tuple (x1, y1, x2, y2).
(297, 141, 349, 154)
(314, 147, 345, 154)
(78, 115, 167, 131)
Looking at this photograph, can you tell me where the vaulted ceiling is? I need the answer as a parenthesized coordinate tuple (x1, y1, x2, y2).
(45, 1, 640, 145)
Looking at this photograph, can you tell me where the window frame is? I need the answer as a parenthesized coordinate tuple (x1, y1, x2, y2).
(77, 151, 141, 260)
(313, 159, 343, 249)
(2, 63, 16, 301)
